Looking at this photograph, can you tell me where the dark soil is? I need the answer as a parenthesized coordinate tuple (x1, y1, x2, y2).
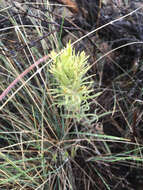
(1, 0, 143, 189)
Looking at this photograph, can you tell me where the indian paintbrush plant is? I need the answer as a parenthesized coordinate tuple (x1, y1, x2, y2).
(49, 42, 95, 121)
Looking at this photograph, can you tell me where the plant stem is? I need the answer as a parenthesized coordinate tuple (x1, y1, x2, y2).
(0, 55, 49, 101)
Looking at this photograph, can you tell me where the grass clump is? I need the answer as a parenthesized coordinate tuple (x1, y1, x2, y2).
(0, 1, 143, 189)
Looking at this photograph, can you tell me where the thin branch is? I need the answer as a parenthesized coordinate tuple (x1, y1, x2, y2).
(0, 55, 49, 101)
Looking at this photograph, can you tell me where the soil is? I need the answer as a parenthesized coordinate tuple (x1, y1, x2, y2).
(1, 0, 143, 189)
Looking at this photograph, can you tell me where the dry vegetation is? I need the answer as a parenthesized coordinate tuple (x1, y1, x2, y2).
(0, 0, 143, 189)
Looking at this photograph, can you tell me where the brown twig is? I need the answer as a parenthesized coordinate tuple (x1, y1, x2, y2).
(0, 55, 49, 101)
(57, 0, 79, 13)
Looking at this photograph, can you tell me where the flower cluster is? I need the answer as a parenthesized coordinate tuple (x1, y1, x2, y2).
(49, 43, 93, 118)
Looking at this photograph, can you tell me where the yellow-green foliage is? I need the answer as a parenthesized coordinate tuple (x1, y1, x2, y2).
(49, 42, 93, 117)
